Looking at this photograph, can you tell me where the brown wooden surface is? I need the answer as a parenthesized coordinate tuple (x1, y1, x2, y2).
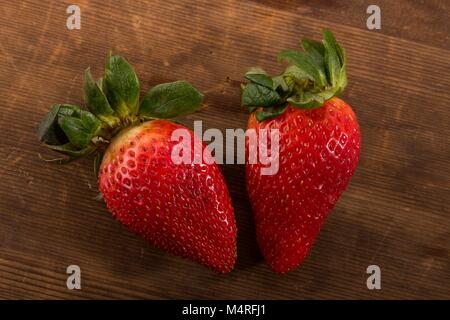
(0, 0, 449, 299)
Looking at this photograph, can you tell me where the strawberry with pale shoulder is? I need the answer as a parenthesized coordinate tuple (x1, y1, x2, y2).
(38, 54, 237, 273)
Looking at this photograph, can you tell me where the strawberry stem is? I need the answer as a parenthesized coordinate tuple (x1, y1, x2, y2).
(241, 29, 347, 121)
(38, 53, 203, 173)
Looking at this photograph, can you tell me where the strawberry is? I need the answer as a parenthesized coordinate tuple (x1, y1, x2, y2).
(38, 54, 237, 273)
(242, 29, 361, 273)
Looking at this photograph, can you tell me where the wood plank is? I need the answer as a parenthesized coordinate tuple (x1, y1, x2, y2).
(0, 0, 448, 299)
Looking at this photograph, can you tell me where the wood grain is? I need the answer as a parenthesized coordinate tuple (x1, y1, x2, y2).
(0, 0, 449, 299)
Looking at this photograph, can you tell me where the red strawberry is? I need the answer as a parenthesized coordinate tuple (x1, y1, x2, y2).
(242, 29, 361, 273)
(99, 120, 236, 272)
(38, 54, 236, 273)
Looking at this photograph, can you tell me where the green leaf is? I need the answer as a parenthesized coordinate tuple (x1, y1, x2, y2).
(300, 39, 325, 67)
(96, 77, 103, 88)
(278, 50, 327, 87)
(255, 103, 288, 122)
(335, 42, 347, 67)
(39, 103, 104, 154)
(57, 104, 82, 120)
(247, 106, 258, 113)
(84, 68, 117, 126)
(272, 75, 289, 91)
(282, 65, 312, 84)
(59, 111, 102, 149)
(139, 80, 203, 119)
(244, 68, 273, 89)
(103, 54, 140, 117)
(38, 104, 69, 145)
(46, 143, 95, 157)
(316, 87, 339, 101)
(322, 29, 341, 87)
(287, 88, 340, 109)
(335, 43, 348, 93)
(81, 109, 102, 131)
(241, 83, 281, 108)
(288, 91, 321, 109)
(40, 143, 96, 164)
(59, 118, 91, 148)
(38, 104, 91, 146)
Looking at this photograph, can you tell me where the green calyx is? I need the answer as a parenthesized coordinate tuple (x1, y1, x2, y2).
(241, 29, 347, 121)
(38, 53, 203, 167)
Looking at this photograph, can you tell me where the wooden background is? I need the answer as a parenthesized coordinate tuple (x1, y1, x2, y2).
(0, 0, 449, 299)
